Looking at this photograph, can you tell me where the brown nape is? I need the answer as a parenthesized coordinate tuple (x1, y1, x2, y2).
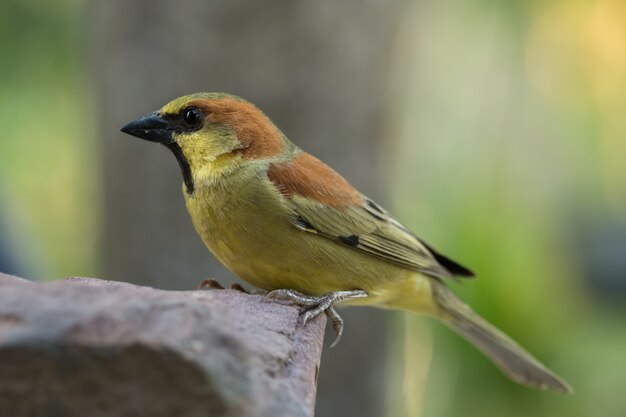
(187, 98, 284, 159)
(267, 153, 363, 208)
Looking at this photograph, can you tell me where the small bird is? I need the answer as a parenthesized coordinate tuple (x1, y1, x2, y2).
(121, 92, 572, 393)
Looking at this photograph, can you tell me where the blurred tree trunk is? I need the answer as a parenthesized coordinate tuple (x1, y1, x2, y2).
(91, 1, 408, 416)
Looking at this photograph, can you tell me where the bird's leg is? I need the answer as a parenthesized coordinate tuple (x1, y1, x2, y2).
(266, 289, 368, 347)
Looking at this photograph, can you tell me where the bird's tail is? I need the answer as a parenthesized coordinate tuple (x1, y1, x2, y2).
(430, 281, 573, 393)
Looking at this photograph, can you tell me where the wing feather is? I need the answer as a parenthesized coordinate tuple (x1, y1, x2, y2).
(267, 152, 474, 279)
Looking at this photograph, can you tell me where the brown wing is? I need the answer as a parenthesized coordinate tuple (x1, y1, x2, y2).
(267, 152, 474, 279)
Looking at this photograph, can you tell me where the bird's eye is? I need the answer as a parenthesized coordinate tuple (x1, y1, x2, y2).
(182, 107, 202, 127)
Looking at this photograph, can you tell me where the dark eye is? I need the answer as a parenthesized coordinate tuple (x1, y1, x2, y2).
(182, 107, 202, 127)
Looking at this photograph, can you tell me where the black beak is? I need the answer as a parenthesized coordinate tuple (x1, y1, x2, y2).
(120, 112, 173, 144)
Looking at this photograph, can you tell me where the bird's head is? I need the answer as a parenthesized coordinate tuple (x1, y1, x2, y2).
(120, 93, 285, 194)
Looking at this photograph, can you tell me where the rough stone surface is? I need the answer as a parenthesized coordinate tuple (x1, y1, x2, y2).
(0, 273, 325, 417)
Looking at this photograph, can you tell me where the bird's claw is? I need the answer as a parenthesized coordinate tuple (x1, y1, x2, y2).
(198, 278, 225, 290)
(325, 307, 344, 348)
(265, 289, 368, 347)
(230, 283, 247, 293)
(266, 289, 320, 305)
(198, 279, 266, 295)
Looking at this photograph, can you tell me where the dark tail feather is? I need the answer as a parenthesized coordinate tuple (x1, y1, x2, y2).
(432, 282, 573, 393)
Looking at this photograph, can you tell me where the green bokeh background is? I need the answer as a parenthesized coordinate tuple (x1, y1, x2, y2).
(1, 1, 624, 416)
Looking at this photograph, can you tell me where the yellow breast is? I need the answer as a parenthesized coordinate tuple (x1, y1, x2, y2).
(184, 161, 438, 314)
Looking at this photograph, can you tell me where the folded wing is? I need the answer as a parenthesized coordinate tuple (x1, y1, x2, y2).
(267, 151, 474, 279)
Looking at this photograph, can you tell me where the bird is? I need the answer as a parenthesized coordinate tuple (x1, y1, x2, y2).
(120, 92, 572, 393)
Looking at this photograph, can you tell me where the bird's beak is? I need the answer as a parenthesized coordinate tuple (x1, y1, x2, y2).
(120, 112, 174, 144)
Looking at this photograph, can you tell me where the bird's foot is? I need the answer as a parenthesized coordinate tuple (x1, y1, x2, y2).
(198, 279, 266, 295)
(266, 289, 368, 348)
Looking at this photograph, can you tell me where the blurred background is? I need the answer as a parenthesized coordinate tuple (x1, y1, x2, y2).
(1, 0, 625, 416)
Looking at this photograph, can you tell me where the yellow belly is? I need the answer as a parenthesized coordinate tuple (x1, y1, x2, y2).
(184, 165, 439, 315)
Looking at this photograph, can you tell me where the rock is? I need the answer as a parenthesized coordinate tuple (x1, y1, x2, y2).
(0, 273, 325, 417)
